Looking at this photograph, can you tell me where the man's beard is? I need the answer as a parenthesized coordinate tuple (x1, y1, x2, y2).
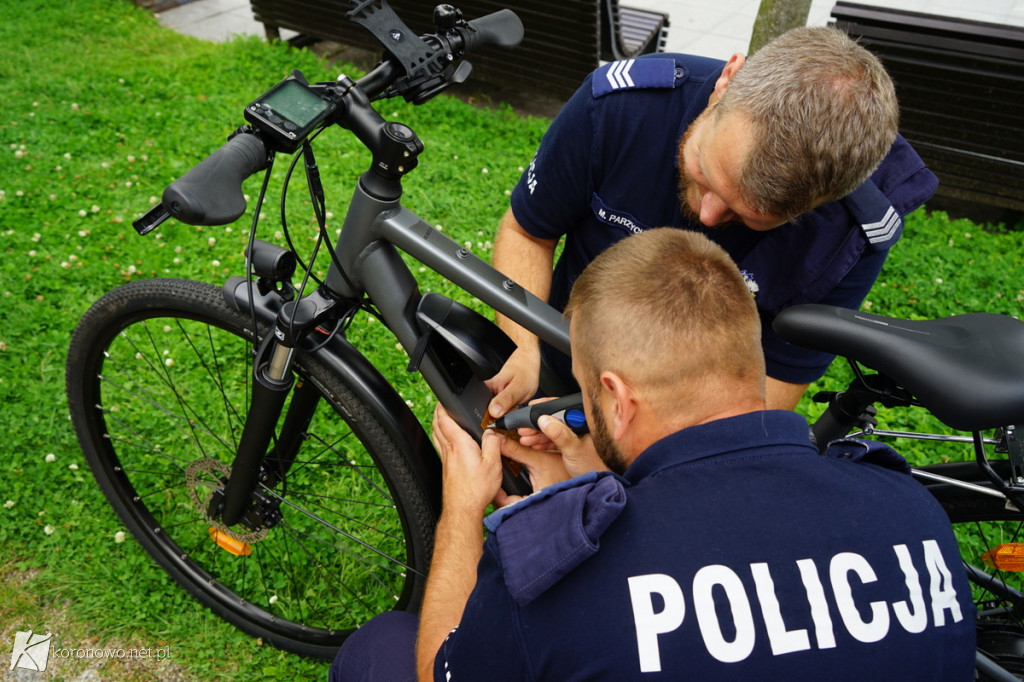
(676, 119, 702, 224)
(588, 395, 631, 476)
(676, 114, 741, 229)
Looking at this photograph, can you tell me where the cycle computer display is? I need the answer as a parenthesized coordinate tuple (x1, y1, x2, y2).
(245, 75, 336, 154)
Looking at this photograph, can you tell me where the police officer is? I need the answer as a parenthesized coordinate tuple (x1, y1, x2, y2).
(486, 26, 938, 418)
(329, 228, 975, 681)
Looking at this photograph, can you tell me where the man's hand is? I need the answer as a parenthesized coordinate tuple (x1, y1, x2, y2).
(536, 414, 608, 479)
(489, 208, 559, 419)
(431, 404, 504, 516)
(496, 413, 609, 507)
(486, 346, 541, 420)
(417, 405, 505, 682)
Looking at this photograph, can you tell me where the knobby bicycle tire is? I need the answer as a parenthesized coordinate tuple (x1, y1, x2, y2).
(66, 278, 437, 659)
(922, 461, 1024, 678)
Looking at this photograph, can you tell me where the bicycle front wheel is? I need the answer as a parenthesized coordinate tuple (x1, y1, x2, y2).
(66, 278, 438, 659)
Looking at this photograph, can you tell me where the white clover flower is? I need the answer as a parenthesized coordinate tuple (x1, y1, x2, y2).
(45, 453, 56, 463)
(207, 237, 216, 246)
(164, 358, 174, 367)
(78, 209, 87, 217)
(269, 595, 279, 605)
(4, 500, 14, 509)
(114, 531, 126, 543)
(91, 205, 100, 213)
(481, 168, 489, 174)
(44, 525, 55, 535)
(31, 233, 41, 242)
(64, 153, 72, 159)
(211, 260, 220, 267)
(935, 278, 943, 284)
(68, 464, 79, 471)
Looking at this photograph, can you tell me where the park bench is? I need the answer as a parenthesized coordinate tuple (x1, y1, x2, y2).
(249, 0, 669, 101)
(830, 1, 1024, 222)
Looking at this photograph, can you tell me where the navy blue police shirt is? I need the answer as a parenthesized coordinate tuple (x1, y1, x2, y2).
(433, 411, 976, 681)
(509, 55, 939, 384)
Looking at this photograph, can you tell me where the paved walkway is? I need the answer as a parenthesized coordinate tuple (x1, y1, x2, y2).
(158, 0, 1024, 59)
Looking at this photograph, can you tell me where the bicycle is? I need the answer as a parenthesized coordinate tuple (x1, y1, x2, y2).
(774, 304, 1024, 680)
(62, 0, 1024, 677)
(64, 0, 557, 661)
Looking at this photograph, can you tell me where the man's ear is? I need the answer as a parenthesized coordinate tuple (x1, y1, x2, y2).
(710, 53, 746, 104)
(600, 371, 637, 442)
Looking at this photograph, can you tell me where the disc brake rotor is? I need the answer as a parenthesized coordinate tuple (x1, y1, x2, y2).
(185, 458, 268, 542)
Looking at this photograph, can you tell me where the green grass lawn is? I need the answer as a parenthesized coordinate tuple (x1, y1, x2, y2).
(1, 0, 1022, 679)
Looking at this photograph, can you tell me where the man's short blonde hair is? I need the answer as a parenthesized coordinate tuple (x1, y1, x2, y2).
(565, 229, 764, 411)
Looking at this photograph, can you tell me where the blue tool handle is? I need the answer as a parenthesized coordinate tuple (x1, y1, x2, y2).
(492, 393, 589, 435)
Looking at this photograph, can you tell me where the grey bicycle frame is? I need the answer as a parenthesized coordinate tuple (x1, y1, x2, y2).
(322, 176, 570, 435)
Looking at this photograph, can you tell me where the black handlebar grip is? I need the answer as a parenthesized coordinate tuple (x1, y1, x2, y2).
(463, 9, 524, 52)
(162, 132, 269, 226)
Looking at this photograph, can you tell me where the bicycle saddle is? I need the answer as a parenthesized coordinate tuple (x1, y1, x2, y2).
(774, 304, 1024, 432)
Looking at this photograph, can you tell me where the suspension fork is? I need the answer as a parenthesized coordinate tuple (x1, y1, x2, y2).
(219, 287, 342, 527)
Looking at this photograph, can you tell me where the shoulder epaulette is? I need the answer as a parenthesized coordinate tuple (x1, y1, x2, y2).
(842, 179, 903, 250)
(593, 58, 679, 98)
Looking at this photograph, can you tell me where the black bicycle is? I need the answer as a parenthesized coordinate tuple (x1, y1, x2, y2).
(775, 304, 1024, 680)
(64, 1, 1024, 677)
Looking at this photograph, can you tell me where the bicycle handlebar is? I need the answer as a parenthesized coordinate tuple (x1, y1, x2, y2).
(460, 9, 523, 52)
(144, 6, 523, 229)
(161, 131, 269, 226)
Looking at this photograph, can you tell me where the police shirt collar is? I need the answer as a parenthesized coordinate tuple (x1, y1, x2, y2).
(623, 410, 816, 483)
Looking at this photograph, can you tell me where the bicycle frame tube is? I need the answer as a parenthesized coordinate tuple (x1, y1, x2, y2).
(222, 139, 568, 523)
(314, 177, 572, 441)
(325, 179, 570, 355)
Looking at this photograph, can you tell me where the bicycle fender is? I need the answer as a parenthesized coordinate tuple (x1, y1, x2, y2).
(222, 277, 441, 512)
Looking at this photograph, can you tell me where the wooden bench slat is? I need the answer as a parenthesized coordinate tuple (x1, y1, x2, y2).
(831, 1, 1024, 217)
